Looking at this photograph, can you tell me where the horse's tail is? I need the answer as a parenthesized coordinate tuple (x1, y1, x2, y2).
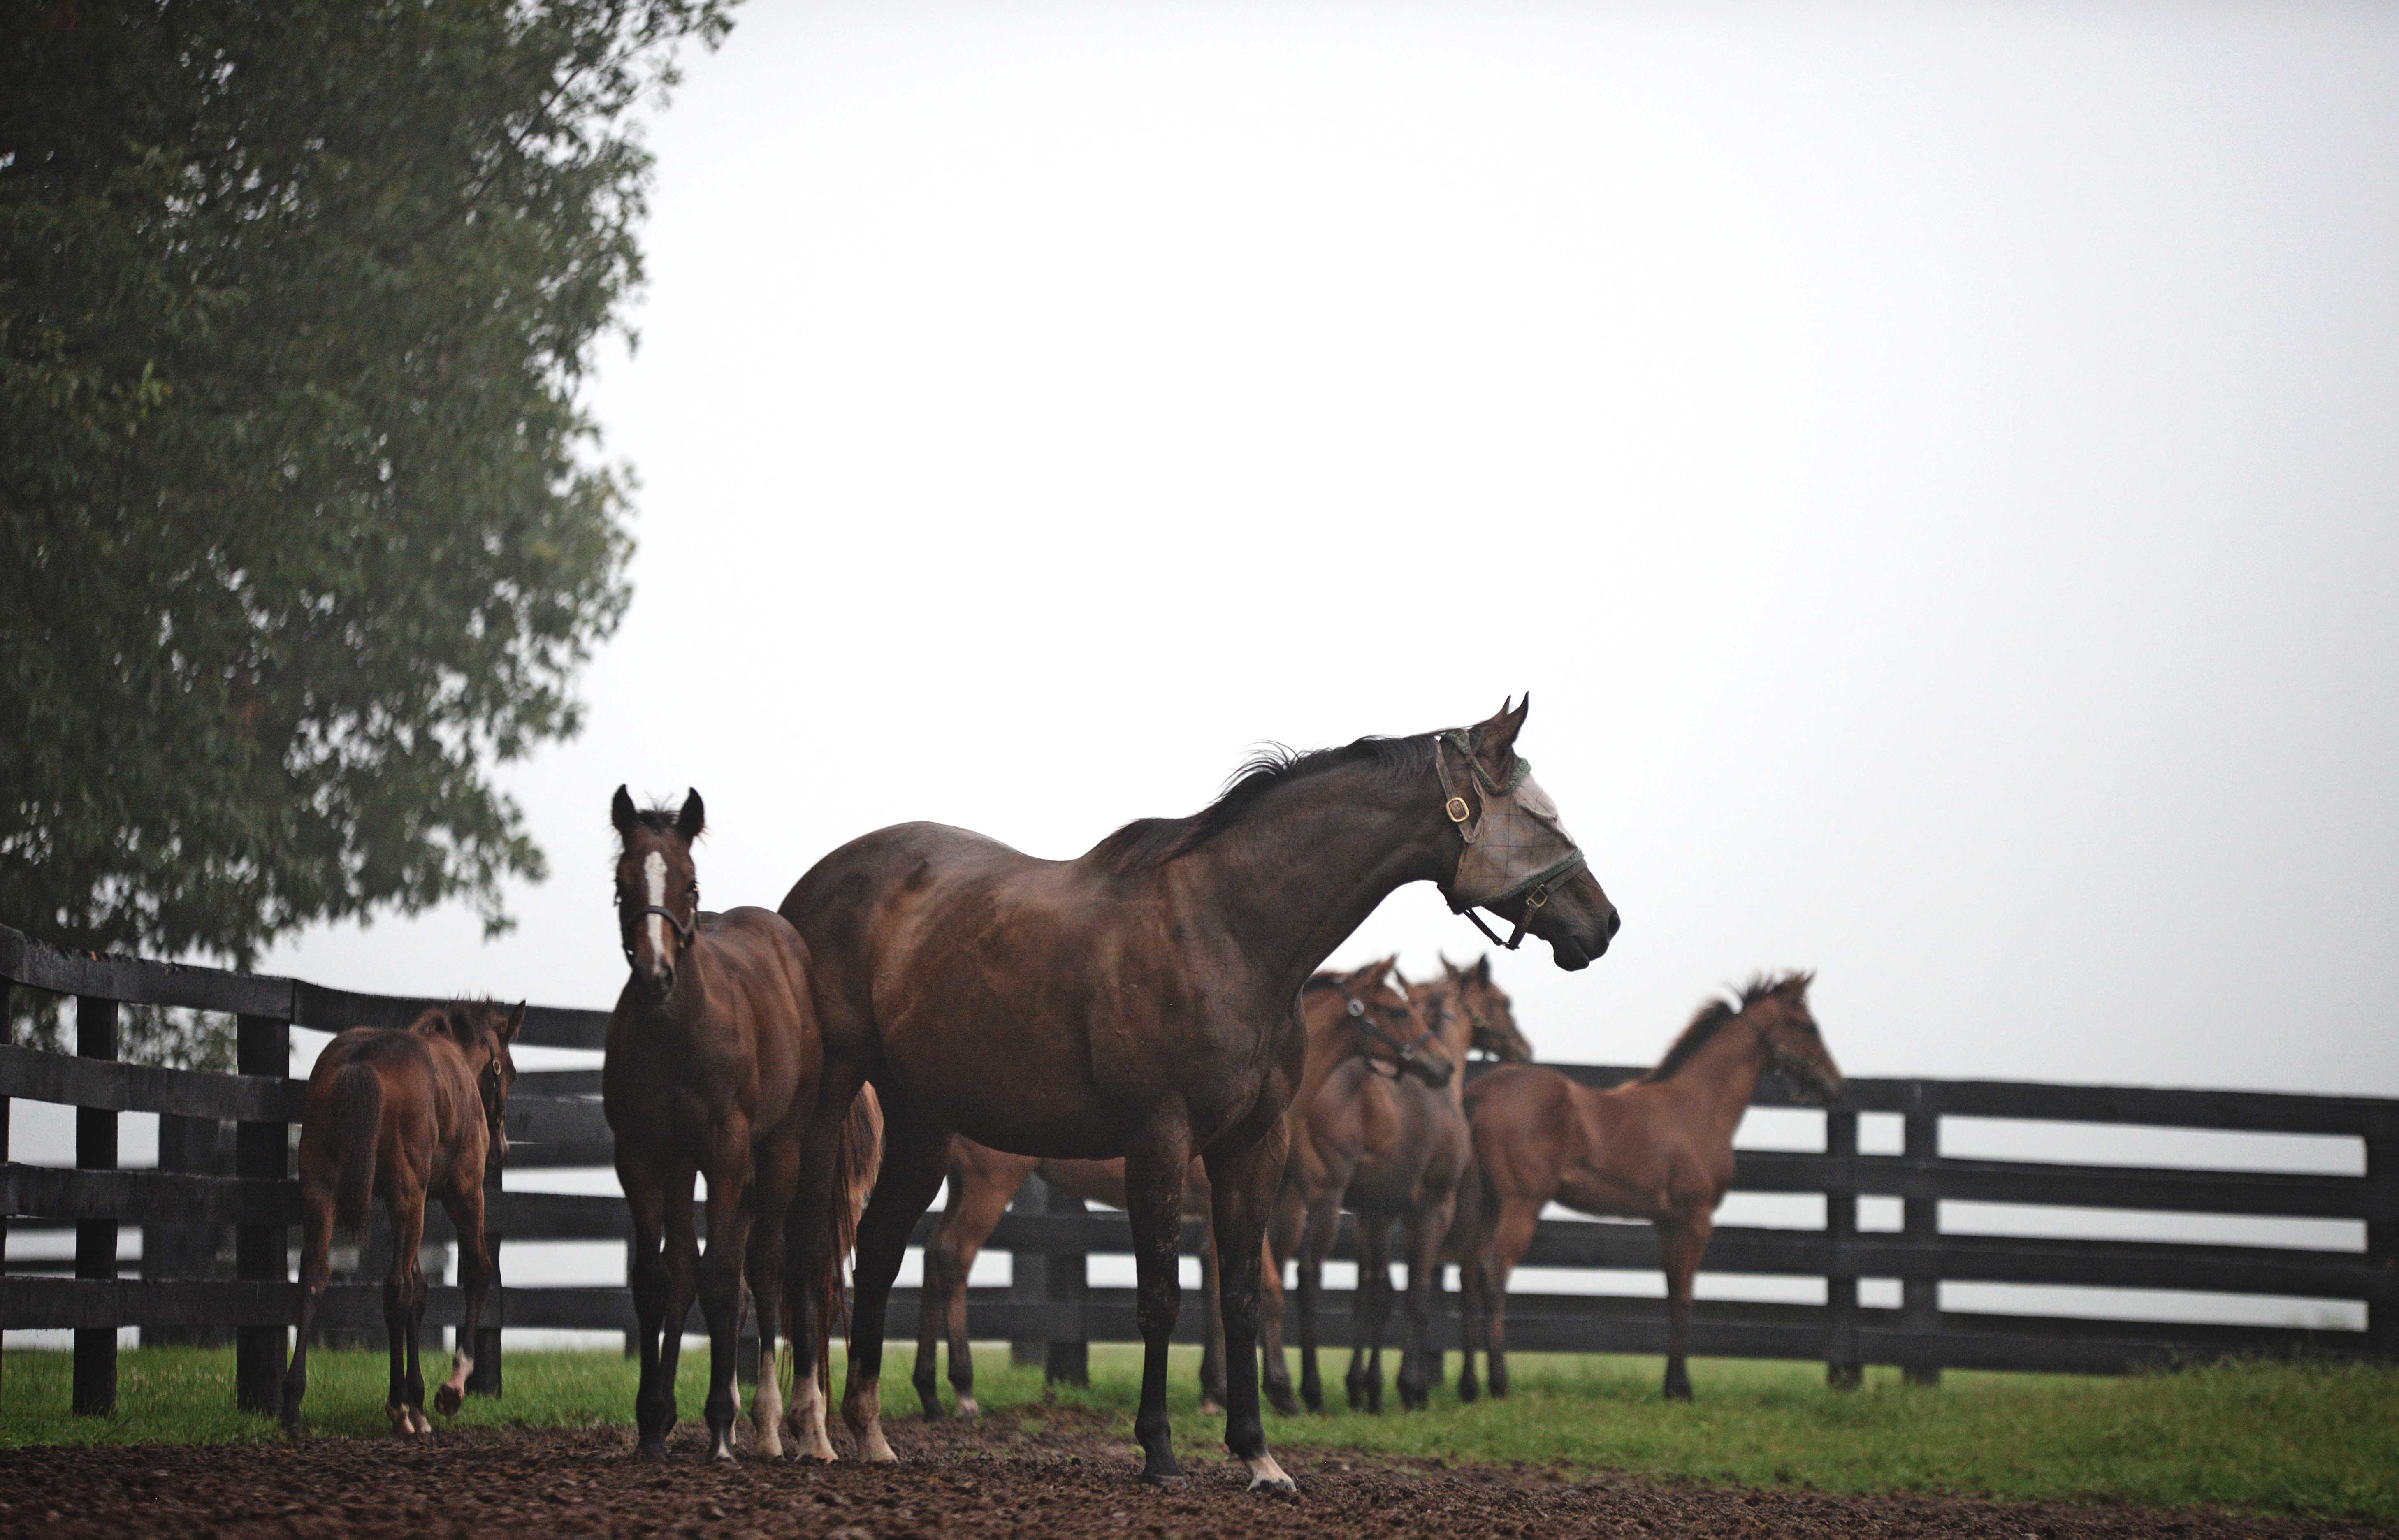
(329, 1062, 383, 1240)
(810, 1084, 885, 1398)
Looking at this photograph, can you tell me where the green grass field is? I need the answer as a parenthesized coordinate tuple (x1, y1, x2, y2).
(5, 1344, 2394, 1521)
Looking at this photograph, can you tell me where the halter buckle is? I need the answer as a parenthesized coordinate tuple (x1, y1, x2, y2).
(1445, 796, 1470, 824)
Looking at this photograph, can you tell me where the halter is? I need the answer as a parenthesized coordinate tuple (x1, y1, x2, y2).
(1338, 981, 1441, 1080)
(1434, 731, 1589, 951)
(618, 893, 699, 965)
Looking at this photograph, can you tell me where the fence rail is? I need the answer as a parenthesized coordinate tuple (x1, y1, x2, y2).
(5, 923, 2395, 1417)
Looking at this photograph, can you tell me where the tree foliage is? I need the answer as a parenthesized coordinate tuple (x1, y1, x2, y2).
(0, 0, 732, 967)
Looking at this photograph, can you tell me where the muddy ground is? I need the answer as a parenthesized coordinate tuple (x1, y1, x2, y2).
(0, 1406, 2384, 1539)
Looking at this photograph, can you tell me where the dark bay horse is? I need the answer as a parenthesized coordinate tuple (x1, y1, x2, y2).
(282, 999, 523, 1433)
(603, 786, 874, 1461)
(914, 960, 1441, 1421)
(781, 699, 1617, 1489)
(1335, 956, 1536, 1414)
(1454, 972, 1840, 1402)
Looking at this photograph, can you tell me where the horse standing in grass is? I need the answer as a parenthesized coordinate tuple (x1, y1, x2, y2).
(1334, 956, 1539, 1413)
(1256, 961, 1452, 1415)
(913, 961, 1440, 1420)
(603, 786, 875, 1461)
(281, 999, 523, 1434)
(781, 699, 1617, 1490)
(1453, 972, 1841, 1403)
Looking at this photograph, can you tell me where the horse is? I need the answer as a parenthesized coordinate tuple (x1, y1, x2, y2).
(913, 960, 1445, 1421)
(1453, 972, 1840, 1403)
(603, 786, 876, 1461)
(1330, 955, 1539, 1414)
(779, 698, 1617, 1490)
(281, 999, 524, 1434)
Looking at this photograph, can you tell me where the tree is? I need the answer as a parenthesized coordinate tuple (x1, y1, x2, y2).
(0, 0, 733, 979)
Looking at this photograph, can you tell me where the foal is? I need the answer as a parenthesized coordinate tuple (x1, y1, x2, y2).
(603, 786, 870, 1461)
(282, 999, 523, 1433)
(1454, 972, 1841, 1402)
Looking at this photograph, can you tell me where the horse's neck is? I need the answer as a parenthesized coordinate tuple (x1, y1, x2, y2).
(1294, 996, 1365, 1108)
(1178, 758, 1453, 998)
(1422, 986, 1475, 1109)
(1661, 1020, 1769, 1145)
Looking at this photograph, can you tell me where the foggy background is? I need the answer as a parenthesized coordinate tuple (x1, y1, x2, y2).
(16, 1, 2397, 1339)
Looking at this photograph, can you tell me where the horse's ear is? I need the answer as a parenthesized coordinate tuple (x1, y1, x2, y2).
(1469, 695, 1529, 769)
(610, 784, 638, 836)
(502, 1002, 527, 1042)
(675, 788, 706, 842)
(1473, 955, 1493, 986)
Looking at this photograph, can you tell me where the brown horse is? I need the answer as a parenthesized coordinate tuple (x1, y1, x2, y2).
(281, 999, 524, 1433)
(913, 961, 1443, 1421)
(603, 786, 873, 1461)
(1341, 956, 1537, 1413)
(1454, 972, 1840, 1402)
(780, 699, 1617, 1490)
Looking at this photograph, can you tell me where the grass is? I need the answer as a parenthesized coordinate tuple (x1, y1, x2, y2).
(5, 1343, 2394, 1521)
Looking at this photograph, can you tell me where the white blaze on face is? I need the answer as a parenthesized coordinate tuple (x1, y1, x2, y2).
(643, 851, 667, 967)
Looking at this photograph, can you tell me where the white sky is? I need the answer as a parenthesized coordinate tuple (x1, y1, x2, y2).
(260, 0, 2399, 1099)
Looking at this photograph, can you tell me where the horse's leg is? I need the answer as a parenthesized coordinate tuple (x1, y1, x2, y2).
(1346, 1211, 1390, 1413)
(1394, 1198, 1448, 1411)
(744, 1133, 801, 1458)
(280, 1187, 336, 1431)
(698, 1134, 756, 1461)
(1455, 1237, 1483, 1404)
(655, 1159, 705, 1452)
(433, 1177, 490, 1416)
(781, 1064, 868, 1463)
(1259, 1200, 1299, 1415)
(916, 1161, 1015, 1420)
(1658, 1214, 1710, 1402)
(384, 1184, 432, 1435)
(1485, 1196, 1540, 1400)
(842, 1098, 951, 1463)
(620, 1159, 675, 1457)
(1123, 1113, 1194, 1484)
(1295, 1197, 1338, 1414)
(1205, 1125, 1296, 1494)
(1197, 1222, 1226, 1415)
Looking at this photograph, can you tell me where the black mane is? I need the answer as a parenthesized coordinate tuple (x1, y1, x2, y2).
(1090, 734, 1440, 873)
(1642, 972, 1813, 1082)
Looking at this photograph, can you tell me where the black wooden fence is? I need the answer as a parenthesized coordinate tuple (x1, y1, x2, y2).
(3, 923, 2393, 1416)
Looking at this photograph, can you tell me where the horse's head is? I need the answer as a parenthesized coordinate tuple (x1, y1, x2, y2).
(611, 784, 705, 999)
(1437, 698, 1620, 972)
(1336, 956, 1452, 1090)
(1443, 953, 1535, 1063)
(413, 1000, 524, 1155)
(1750, 972, 1842, 1105)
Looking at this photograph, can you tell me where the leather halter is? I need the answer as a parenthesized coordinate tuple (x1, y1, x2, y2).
(1338, 981, 1440, 1080)
(1433, 732, 1587, 952)
(619, 895, 698, 965)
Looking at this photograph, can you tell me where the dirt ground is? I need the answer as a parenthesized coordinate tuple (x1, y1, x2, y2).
(0, 1406, 2385, 1540)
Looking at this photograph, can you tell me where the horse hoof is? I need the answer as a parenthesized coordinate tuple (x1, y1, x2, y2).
(637, 1436, 669, 1460)
(955, 1396, 981, 1419)
(1243, 1454, 1297, 1494)
(1265, 1389, 1299, 1417)
(433, 1386, 463, 1417)
(1199, 1397, 1223, 1416)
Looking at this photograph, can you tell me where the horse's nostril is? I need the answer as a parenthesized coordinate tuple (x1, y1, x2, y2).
(1607, 907, 1623, 939)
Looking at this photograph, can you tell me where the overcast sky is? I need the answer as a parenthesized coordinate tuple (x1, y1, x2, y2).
(261, 0, 2399, 1100)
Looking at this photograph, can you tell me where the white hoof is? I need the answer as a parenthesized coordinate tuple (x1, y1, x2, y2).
(954, 1395, 981, 1419)
(787, 1377, 839, 1462)
(1244, 1454, 1297, 1494)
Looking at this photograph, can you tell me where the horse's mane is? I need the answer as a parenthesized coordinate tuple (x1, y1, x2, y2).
(408, 998, 511, 1046)
(1641, 972, 1813, 1082)
(1091, 733, 1440, 874)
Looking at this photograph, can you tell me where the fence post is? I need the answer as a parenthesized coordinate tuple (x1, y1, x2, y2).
(1042, 1178, 1090, 1388)
(1, 978, 11, 1401)
(1008, 1175, 1049, 1368)
(1824, 1104, 1861, 1390)
(467, 1141, 503, 1396)
(74, 995, 120, 1415)
(234, 1012, 290, 1414)
(1901, 1084, 1942, 1387)
(2370, 1112, 2397, 1362)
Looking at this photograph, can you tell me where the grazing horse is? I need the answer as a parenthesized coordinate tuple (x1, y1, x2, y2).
(914, 961, 1442, 1421)
(603, 786, 874, 1461)
(281, 999, 524, 1434)
(1454, 972, 1841, 1402)
(1334, 956, 1539, 1414)
(781, 698, 1617, 1490)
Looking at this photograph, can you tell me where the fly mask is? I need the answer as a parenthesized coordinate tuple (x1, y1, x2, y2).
(1434, 729, 1589, 951)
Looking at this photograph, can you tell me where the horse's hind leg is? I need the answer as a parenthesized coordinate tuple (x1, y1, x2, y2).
(1197, 1225, 1226, 1415)
(1123, 1111, 1194, 1484)
(745, 1134, 800, 1458)
(1346, 1212, 1390, 1414)
(1394, 1199, 1448, 1411)
(384, 1185, 433, 1435)
(1486, 1196, 1540, 1400)
(842, 1097, 952, 1463)
(1259, 1199, 1300, 1415)
(435, 1176, 492, 1416)
(281, 1187, 336, 1431)
(916, 1157, 1015, 1420)
(1295, 1198, 1338, 1414)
